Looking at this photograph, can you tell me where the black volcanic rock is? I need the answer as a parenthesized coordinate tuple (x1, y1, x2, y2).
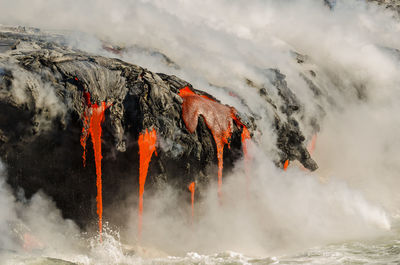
(0, 27, 317, 227)
(369, 0, 400, 15)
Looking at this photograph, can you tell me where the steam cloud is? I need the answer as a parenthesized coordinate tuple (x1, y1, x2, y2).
(0, 160, 86, 263)
(0, 0, 399, 261)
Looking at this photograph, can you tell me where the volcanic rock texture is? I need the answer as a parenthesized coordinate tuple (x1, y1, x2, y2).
(0, 26, 317, 227)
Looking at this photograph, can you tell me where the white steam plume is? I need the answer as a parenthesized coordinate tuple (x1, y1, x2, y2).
(0, 160, 86, 263)
(0, 0, 399, 258)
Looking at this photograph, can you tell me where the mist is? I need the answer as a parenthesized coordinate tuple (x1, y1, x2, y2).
(0, 0, 400, 261)
(0, 160, 88, 263)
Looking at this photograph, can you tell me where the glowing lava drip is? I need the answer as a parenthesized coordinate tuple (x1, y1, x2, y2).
(80, 91, 107, 241)
(138, 129, 157, 240)
(241, 127, 251, 194)
(178, 86, 250, 199)
(188, 182, 195, 222)
(283, 159, 289, 171)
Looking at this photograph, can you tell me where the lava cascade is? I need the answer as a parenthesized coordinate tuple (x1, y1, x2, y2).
(241, 126, 251, 193)
(188, 182, 195, 222)
(80, 91, 107, 241)
(283, 159, 289, 171)
(138, 128, 157, 239)
(178, 86, 250, 199)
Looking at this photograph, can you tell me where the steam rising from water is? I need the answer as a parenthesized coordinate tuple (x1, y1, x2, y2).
(0, 161, 85, 262)
(126, 145, 391, 256)
(1, 0, 400, 262)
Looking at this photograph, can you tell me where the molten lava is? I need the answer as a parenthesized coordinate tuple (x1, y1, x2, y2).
(80, 92, 107, 241)
(90, 102, 107, 241)
(138, 128, 157, 240)
(241, 127, 251, 155)
(188, 182, 195, 222)
(179, 85, 215, 101)
(283, 159, 289, 171)
(178, 86, 250, 199)
(188, 182, 196, 222)
(241, 126, 251, 193)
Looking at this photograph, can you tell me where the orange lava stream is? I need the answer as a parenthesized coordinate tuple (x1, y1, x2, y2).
(80, 91, 107, 241)
(179, 86, 250, 200)
(89, 102, 107, 241)
(179, 86, 215, 101)
(215, 128, 232, 198)
(283, 159, 289, 171)
(138, 129, 157, 240)
(188, 182, 195, 222)
(179, 86, 234, 199)
(241, 126, 251, 194)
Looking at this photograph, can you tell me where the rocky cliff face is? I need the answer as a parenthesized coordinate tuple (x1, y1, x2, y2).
(369, 0, 400, 14)
(0, 26, 317, 227)
(324, 0, 400, 14)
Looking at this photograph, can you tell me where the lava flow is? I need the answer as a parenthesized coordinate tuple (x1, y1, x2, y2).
(283, 159, 289, 171)
(138, 128, 157, 240)
(178, 86, 250, 199)
(80, 91, 108, 241)
(188, 182, 195, 222)
(241, 126, 251, 194)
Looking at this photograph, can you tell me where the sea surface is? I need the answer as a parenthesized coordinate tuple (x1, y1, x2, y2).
(2, 222, 399, 265)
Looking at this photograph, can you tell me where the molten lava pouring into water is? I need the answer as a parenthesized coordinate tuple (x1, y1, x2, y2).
(283, 159, 289, 171)
(188, 182, 195, 222)
(138, 128, 157, 240)
(241, 127, 251, 194)
(80, 92, 107, 241)
(178, 86, 250, 199)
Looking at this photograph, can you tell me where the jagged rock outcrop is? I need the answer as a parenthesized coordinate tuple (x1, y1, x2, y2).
(369, 0, 400, 15)
(325, 0, 400, 15)
(0, 26, 317, 227)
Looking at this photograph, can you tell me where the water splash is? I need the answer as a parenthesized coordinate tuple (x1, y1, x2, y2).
(138, 128, 157, 240)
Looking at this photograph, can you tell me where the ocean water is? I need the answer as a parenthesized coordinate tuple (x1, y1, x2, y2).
(1, 221, 399, 265)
